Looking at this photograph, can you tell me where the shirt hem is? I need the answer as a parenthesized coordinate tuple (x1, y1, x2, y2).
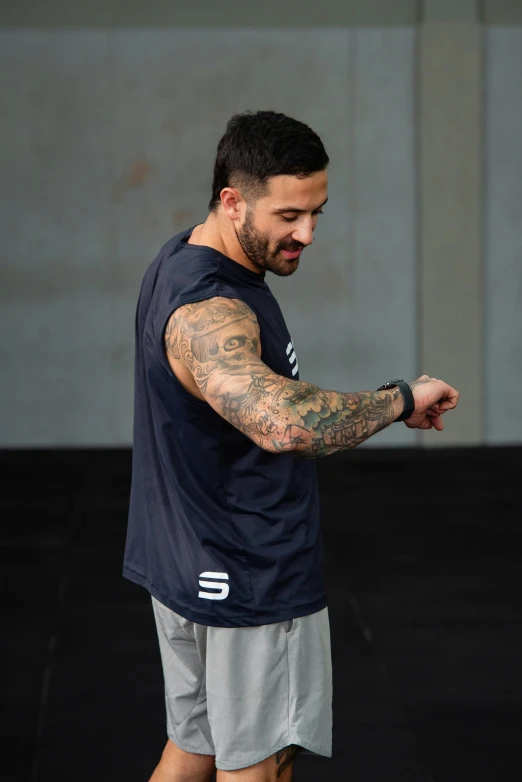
(122, 565, 328, 627)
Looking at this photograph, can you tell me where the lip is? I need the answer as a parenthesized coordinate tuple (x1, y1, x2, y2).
(281, 248, 303, 260)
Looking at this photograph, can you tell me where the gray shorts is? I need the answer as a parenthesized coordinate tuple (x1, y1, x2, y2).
(151, 596, 333, 772)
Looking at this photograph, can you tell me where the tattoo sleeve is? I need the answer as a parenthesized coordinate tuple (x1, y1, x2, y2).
(164, 297, 404, 458)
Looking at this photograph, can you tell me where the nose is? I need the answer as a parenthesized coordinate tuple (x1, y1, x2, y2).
(292, 219, 314, 247)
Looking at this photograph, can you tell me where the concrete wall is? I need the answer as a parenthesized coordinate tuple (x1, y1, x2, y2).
(484, 28, 522, 443)
(418, 11, 483, 446)
(1, 13, 521, 447)
(0, 28, 417, 447)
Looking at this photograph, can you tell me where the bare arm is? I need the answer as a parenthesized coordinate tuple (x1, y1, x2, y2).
(164, 297, 404, 457)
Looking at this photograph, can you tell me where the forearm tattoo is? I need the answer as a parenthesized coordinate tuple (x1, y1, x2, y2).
(165, 297, 402, 457)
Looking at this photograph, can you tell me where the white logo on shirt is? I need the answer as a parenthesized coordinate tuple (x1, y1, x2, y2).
(286, 340, 299, 377)
(198, 571, 230, 601)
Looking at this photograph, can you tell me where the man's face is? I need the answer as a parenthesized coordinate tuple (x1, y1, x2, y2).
(234, 170, 328, 277)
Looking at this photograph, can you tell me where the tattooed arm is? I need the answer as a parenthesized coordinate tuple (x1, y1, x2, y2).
(164, 296, 405, 457)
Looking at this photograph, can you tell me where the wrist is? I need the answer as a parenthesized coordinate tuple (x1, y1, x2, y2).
(376, 378, 415, 422)
(391, 388, 406, 421)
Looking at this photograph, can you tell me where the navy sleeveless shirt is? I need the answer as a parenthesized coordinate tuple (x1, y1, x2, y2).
(122, 225, 327, 627)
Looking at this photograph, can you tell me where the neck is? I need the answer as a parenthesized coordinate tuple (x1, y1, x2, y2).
(192, 213, 262, 275)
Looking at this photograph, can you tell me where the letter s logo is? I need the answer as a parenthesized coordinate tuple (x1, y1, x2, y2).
(198, 572, 230, 601)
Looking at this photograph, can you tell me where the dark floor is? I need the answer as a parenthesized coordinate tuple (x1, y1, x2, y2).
(2, 446, 521, 782)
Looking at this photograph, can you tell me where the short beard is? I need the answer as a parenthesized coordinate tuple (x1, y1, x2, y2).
(235, 207, 302, 277)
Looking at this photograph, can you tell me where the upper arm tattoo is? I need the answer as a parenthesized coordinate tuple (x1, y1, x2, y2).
(165, 298, 261, 395)
(164, 297, 402, 456)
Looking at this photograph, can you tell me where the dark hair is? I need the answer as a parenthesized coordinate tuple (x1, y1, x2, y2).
(208, 110, 329, 214)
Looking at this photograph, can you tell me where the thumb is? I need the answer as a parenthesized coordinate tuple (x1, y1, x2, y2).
(430, 414, 444, 431)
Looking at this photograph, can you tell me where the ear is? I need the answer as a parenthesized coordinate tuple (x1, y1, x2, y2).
(220, 187, 243, 220)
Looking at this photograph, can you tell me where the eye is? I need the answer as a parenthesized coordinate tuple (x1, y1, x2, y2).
(224, 336, 246, 351)
(281, 209, 324, 223)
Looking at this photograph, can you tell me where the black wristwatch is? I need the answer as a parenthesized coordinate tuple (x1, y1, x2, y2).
(376, 378, 415, 422)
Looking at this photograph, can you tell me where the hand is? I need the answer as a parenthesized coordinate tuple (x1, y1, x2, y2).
(403, 375, 460, 431)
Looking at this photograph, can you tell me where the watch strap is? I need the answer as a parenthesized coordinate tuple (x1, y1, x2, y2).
(376, 378, 415, 422)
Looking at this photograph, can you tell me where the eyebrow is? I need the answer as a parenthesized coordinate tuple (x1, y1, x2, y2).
(273, 196, 328, 214)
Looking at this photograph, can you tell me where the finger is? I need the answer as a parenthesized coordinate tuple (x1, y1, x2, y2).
(440, 401, 453, 411)
(432, 415, 444, 432)
(439, 383, 460, 408)
(431, 414, 444, 431)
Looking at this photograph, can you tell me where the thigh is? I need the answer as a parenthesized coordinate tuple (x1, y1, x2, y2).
(206, 609, 333, 772)
(151, 596, 215, 756)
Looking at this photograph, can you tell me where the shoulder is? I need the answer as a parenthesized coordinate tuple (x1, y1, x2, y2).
(169, 297, 259, 336)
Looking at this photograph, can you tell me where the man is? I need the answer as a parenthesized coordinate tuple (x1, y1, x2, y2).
(123, 110, 459, 781)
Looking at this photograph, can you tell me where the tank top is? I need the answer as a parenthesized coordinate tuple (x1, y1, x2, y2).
(122, 225, 327, 627)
